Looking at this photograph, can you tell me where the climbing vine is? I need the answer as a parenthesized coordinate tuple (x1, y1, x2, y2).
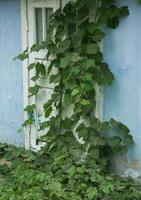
(21, 0, 133, 177)
(20, 0, 134, 153)
(9, 0, 141, 199)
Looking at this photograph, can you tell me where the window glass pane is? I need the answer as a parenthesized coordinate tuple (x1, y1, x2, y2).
(35, 8, 43, 43)
(46, 8, 53, 34)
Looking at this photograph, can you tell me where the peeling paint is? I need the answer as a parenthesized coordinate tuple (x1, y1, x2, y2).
(110, 155, 141, 181)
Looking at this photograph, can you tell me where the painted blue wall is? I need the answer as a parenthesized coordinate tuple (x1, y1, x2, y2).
(0, 0, 141, 166)
(104, 0, 141, 170)
(0, 0, 24, 145)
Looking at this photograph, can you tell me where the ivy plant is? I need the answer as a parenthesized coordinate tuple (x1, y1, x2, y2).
(22, 0, 133, 157)
(22, 0, 133, 178)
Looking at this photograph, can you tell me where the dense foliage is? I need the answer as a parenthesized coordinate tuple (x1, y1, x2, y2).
(21, 0, 134, 154)
(0, 143, 141, 200)
(4, 0, 141, 199)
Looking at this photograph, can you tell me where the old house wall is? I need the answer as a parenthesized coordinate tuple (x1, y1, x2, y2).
(104, 0, 141, 177)
(0, 0, 24, 145)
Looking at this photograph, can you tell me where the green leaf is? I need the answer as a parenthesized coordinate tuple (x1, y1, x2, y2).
(56, 39, 71, 54)
(90, 172, 102, 183)
(14, 49, 28, 61)
(67, 166, 76, 177)
(24, 104, 36, 114)
(100, 63, 114, 85)
(50, 74, 60, 83)
(80, 99, 91, 106)
(48, 181, 62, 194)
(86, 187, 98, 199)
(47, 61, 54, 75)
(83, 73, 93, 81)
(31, 75, 40, 81)
(28, 63, 35, 71)
(108, 136, 122, 147)
(107, 16, 119, 29)
(43, 100, 53, 110)
(61, 118, 73, 129)
(60, 54, 71, 68)
(32, 192, 44, 200)
(71, 29, 85, 48)
(86, 43, 99, 54)
(92, 29, 105, 42)
(45, 107, 52, 118)
(31, 44, 42, 52)
(35, 62, 46, 76)
(22, 118, 34, 126)
(28, 85, 41, 96)
(106, 5, 119, 18)
(87, 22, 100, 34)
(100, 181, 114, 195)
(120, 6, 129, 17)
(85, 59, 95, 69)
(81, 82, 94, 92)
(71, 88, 79, 96)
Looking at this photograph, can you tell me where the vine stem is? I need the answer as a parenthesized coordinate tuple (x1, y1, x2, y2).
(89, 0, 100, 159)
(58, 0, 63, 135)
(59, 0, 62, 10)
(89, 0, 99, 22)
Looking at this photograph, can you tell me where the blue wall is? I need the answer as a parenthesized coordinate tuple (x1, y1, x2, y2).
(104, 0, 141, 170)
(0, 0, 141, 165)
(0, 0, 24, 145)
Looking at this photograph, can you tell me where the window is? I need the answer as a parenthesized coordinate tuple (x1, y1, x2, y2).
(35, 8, 53, 43)
(23, 0, 60, 150)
